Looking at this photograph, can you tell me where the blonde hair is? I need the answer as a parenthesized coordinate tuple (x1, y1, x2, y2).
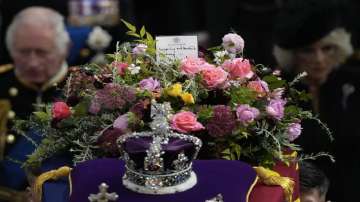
(273, 28, 353, 69)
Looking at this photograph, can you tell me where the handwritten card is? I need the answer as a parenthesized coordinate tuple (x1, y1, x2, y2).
(156, 36, 198, 62)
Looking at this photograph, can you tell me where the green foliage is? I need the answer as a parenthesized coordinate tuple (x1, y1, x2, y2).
(263, 75, 286, 90)
(197, 106, 213, 123)
(227, 86, 256, 106)
(222, 142, 242, 160)
(121, 20, 156, 54)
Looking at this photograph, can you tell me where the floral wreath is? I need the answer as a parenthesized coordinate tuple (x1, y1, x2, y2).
(14, 21, 333, 169)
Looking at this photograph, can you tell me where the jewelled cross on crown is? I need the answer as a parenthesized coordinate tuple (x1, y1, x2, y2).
(88, 183, 119, 202)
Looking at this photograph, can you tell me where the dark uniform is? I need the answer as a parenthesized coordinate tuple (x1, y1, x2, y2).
(0, 64, 67, 193)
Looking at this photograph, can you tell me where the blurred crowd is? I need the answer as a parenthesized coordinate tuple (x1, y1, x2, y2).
(1, 0, 360, 201)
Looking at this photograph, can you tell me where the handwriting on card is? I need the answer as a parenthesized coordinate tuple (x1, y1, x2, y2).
(156, 36, 198, 62)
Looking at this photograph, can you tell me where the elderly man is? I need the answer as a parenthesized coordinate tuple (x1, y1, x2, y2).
(0, 6, 70, 200)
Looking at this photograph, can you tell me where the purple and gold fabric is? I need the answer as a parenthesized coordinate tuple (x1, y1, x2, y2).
(43, 158, 258, 202)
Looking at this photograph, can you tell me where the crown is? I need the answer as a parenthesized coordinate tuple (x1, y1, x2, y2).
(117, 100, 202, 194)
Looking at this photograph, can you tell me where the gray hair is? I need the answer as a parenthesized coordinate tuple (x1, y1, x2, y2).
(5, 6, 70, 56)
(273, 28, 354, 69)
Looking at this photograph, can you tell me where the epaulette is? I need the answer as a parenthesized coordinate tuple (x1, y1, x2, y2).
(0, 64, 13, 74)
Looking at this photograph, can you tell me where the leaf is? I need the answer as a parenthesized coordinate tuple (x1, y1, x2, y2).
(263, 75, 286, 90)
(140, 26, 146, 38)
(121, 19, 136, 32)
(126, 53, 132, 64)
(146, 32, 154, 42)
(197, 106, 213, 122)
(229, 87, 256, 106)
(230, 143, 242, 160)
(126, 31, 140, 38)
(298, 90, 311, 102)
(207, 45, 222, 52)
(73, 100, 90, 117)
(285, 105, 300, 117)
(33, 111, 51, 122)
(221, 149, 231, 160)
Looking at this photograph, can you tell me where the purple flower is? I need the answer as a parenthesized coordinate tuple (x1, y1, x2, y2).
(222, 33, 244, 54)
(94, 83, 136, 110)
(89, 100, 101, 114)
(139, 77, 160, 91)
(236, 104, 260, 125)
(206, 105, 236, 137)
(287, 123, 302, 141)
(266, 99, 286, 120)
(113, 114, 129, 132)
(130, 99, 150, 119)
(271, 88, 285, 99)
(132, 44, 147, 55)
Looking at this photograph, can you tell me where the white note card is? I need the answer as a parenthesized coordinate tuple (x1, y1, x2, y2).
(156, 36, 198, 62)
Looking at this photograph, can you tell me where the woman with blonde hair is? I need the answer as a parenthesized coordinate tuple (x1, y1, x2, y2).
(272, 0, 358, 201)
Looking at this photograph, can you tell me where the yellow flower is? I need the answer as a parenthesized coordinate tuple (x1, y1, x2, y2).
(167, 83, 183, 97)
(181, 92, 195, 105)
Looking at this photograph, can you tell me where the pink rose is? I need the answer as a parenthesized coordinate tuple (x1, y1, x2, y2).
(170, 111, 205, 133)
(222, 58, 254, 79)
(180, 57, 209, 76)
(222, 33, 245, 54)
(247, 80, 269, 94)
(52, 101, 71, 120)
(287, 123, 302, 142)
(236, 104, 260, 125)
(266, 99, 286, 120)
(201, 66, 228, 89)
(111, 61, 128, 76)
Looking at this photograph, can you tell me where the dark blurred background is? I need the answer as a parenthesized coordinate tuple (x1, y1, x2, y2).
(0, 0, 293, 66)
(1, 0, 359, 67)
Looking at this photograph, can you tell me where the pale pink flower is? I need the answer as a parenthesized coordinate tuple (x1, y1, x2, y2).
(222, 58, 254, 79)
(266, 99, 286, 120)
(170, 111, 205, 133)
(247, 80, 269, 94)
(113, 114, 129, 132)
(201, 66, 228, 89)
(222, 33, 245, 54)
(180, 57, 208, 76)
(132, 44, 147, 55)
(271, 88, 285, 99)
(287, 123, 302, 141)
(236, 104, 260, 125)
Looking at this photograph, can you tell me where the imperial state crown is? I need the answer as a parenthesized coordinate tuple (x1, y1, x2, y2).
(117, 101, 202, 194)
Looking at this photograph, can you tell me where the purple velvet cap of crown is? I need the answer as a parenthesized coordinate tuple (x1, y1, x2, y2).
(122, 136, 196, 170)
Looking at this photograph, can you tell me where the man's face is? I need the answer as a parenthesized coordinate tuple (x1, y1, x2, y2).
(12, 23, 65, 85)
(294, 41, 339, 85)
(301, 189, 326, 202)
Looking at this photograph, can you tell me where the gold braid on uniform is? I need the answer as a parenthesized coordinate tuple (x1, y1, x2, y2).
(0, 64, 13, 74)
